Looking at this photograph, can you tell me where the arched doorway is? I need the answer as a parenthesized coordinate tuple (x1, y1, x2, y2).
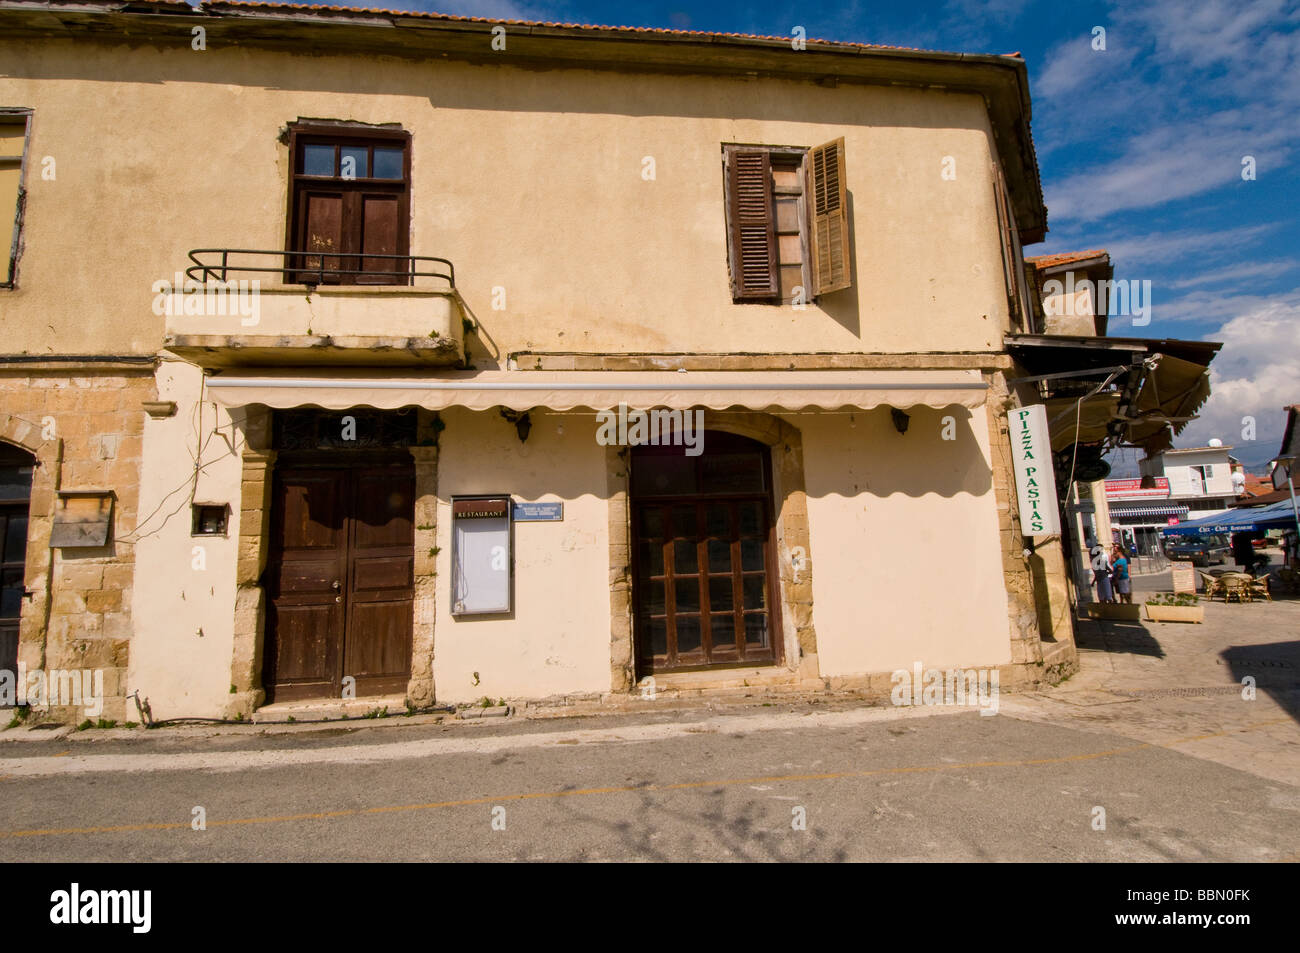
(630, 430, 782, 674)
(0, 442, 34, 685)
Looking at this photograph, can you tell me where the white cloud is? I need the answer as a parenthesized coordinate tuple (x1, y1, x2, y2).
(1034, 0, 1300, 221)
(1036, 30, 1134, 99)
(1167, 259, 1297, 289)
(1175, 292, 1300, 450)
(1055, 221, 1281, 269)
(1045, 118, 1293, 222)
(1151, 287, 1300, 326)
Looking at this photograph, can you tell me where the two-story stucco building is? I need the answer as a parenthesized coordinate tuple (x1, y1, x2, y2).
(0, 1, 1079, 721)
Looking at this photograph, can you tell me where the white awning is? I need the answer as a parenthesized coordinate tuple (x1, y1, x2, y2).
(203, 369, 988, 412)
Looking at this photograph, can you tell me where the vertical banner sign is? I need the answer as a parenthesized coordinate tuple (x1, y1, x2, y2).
(1010, 405, 1061, 536)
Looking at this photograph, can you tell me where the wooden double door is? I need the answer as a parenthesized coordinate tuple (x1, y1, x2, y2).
(263, 460, 415, 702)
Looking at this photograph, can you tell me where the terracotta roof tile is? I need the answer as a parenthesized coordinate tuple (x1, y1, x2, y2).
(1024, 249, 1109, 270)
(206, 1, 995, 57)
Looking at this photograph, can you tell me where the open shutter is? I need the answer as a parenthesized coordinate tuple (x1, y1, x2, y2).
(297, 189, 345, 283)
(726, 149, 778, 299)
(992, 163, 1032, 329)
(807, 137, 850, 296)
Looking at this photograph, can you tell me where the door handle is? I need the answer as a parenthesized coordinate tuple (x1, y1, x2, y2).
(331, 580, 341, 590)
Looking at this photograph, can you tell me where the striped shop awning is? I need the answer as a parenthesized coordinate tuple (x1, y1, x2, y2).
(1109, 503, 1190, 518)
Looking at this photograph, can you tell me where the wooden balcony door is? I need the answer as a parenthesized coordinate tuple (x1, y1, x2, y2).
(263, 460, 415, 702)
(631, 432, 782, 674)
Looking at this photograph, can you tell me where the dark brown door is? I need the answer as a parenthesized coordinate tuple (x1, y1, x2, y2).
(264, 463, 414, 702)
(0, 445, 34, 691)
(0, 505, 29, 686)
(631, 432, 782, 674)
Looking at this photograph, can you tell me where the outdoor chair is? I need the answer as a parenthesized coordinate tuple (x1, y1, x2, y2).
(1250, 574, 1272, 602)
(1220, 575, 1251, 603)
(1200, 572, 1224, 601)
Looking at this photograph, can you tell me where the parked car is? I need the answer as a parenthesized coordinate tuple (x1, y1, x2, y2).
(1163, 533, 1231, 566)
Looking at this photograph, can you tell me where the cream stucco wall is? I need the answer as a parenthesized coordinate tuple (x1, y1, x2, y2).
(127, 360, 244, 719)
(433, 407, 613, 704)
(1, 39, 1013, 359)
(794, 404, 1011, 676)
(125, 395, 1023, 714)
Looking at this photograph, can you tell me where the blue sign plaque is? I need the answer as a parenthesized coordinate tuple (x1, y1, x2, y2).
(512, 501, 564, 522)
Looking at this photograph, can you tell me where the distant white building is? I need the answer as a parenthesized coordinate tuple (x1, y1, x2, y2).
(1105, 442, 1244, 555)
(1140, 444, 1242, 516)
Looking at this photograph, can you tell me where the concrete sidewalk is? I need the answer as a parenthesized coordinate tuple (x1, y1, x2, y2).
(4, 593, 1297, 789)
(1006, 594, 1300, 786)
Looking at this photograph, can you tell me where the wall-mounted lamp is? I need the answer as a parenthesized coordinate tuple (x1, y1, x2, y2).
(890, 408, 911, 435)
(499, 408, 532, 443)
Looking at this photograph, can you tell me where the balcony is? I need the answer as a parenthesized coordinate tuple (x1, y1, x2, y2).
(162, 249, 464, 369)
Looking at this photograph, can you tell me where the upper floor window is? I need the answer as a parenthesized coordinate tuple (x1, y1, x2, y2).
(285, 122, 411, 285)
(0, 109, 32, 288)
(721, 139, 852, 303)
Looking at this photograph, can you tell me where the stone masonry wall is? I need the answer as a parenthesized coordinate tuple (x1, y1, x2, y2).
(0, 364, 156, 723)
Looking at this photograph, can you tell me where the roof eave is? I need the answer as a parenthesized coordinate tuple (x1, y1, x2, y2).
(0, 0, 1048, 241)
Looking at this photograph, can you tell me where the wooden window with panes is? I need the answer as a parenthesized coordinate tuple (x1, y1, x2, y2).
(285, 122, 411, 285)
(630, 433, 783, 673)
(723, 138, 851, 303)
(0, 109, 32, 288)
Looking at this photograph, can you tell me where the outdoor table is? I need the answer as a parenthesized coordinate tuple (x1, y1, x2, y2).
(1219, 573, 1253, 603)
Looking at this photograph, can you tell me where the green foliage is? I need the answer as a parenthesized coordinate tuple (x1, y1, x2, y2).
(74, 717, 118, 731)
(1146, 592, 1200, 606)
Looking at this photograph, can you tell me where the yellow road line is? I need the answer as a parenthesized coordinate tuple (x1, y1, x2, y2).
(0, 716, 1290, 840)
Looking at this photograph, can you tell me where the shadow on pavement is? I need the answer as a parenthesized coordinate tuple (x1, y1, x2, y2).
(1073, 615, 1166, 659)
(1220, 640, 1300, 725)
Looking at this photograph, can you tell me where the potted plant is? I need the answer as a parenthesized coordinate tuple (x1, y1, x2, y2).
(1087, 601, 1142, 621)
(1144, 592, 1204, 623)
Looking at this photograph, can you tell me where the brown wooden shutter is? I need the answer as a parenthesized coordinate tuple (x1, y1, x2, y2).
(726, 149, 778, 299)
(298, 189, 344, 282)
(359, 192, 401, 283)
(807, 137, 850, 296)
(992, 163, 1029, 328)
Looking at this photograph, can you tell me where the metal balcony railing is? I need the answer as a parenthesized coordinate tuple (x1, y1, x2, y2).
(185, 248, 455, 290)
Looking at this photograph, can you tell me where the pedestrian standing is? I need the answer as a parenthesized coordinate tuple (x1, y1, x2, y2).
(1089, 538, 1114, 603)
(1111, 544, 1132, 604)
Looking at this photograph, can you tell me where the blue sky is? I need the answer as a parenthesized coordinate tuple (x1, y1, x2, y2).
(329, 0, 1299, 459)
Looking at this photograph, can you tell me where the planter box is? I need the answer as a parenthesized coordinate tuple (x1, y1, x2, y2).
(1144, 604, 1204, 624)
(1087, 603, 1142, 621)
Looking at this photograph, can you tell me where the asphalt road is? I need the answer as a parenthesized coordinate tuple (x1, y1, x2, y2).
(2, 702, 1296, 862)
